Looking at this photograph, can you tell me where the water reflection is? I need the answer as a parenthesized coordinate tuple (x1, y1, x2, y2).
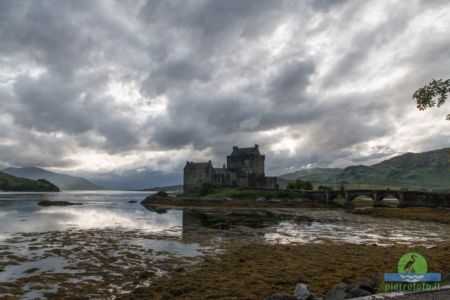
(176, 208, 450, 246)
(0, 256, 74, 282)
(0, 191, 182, 239)
(264, 220, 446, 245)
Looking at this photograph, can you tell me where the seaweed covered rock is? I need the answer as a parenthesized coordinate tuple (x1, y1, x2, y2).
(324, 282, 373, 300)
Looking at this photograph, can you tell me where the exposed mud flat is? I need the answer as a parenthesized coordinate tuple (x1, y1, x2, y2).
(0, 228, 218, 299)
(127, 242, 450, 300)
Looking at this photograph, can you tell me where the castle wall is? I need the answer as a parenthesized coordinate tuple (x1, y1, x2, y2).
(246, 174, 277, 189)
(183, 162, 214, 193)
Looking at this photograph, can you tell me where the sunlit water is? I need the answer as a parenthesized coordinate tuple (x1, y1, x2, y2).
(264, 209, 450, 245)
(1, 191, 450, 298)
(0, 191, 182, 238)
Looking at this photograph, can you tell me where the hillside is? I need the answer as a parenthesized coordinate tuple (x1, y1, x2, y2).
(0, 171, 60, 192)
(278, 167, 342, 182)
(2, 167, 102, 191)
(278, 147, 450, 191)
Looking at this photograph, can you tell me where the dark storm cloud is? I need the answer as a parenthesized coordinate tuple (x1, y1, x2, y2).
(12, 75, 96, 134)
(150, 94, 263, 149)
(310, 0, 351, 11)
(268, 59, 316, 103)
(0, 0, 449, 187)
(320, 2, 414, 88)
(0, 0, 148, 157)
(10, 73, 140, 153)
(140, 0, 282, 39)
(0, 1, 96, 78)
(143, 58, 212, 97)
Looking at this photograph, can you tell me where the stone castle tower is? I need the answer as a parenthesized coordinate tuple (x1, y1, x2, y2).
(183, 145, 277, 193)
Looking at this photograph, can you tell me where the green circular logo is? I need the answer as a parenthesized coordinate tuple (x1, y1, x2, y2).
(397, 252, 428, 274)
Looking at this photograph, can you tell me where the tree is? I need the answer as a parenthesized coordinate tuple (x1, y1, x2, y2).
(318, 185, 332, 191)
(287, 179, 313, 191)
(413, 78, 450, 120)
(303, 180, 313, 190)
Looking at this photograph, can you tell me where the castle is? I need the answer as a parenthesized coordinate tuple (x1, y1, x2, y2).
(183, 145, 277, 192)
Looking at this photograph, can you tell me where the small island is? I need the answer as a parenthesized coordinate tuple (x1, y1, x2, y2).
(38, 200, 81, 206)
(0, 171, 60, 192)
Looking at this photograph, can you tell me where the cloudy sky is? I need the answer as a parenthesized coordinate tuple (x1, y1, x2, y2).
(0, 0, 449, 188)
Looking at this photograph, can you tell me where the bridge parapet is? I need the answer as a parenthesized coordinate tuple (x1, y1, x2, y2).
(398, 191, 450, 208)
(297, 189, 450, 209)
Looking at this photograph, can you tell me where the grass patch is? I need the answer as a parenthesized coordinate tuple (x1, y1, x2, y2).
(184, 184, 305, 200)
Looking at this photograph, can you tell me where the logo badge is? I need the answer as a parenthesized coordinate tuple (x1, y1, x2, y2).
(384, 252, 441, 292)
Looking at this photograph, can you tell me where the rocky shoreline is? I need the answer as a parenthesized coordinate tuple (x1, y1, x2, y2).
(266, 279, 378, 300)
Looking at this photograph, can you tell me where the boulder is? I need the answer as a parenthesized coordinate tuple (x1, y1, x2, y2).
(358, 283, 376, 294)
(324, 283, 352, 300)
(347, 287, 372, 297)
(294, 283, 311, 300)
(324, 281, 375, 300)
(358, 276, 379, 294)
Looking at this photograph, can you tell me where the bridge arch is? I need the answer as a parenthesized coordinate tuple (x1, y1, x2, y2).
(345, 190, 401, 208)
(376, 191, 400, 201)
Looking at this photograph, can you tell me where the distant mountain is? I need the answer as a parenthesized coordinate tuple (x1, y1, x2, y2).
(278, 147, 450, 191)
(0, 171, 59, 192)
(2, 167, 102, 191)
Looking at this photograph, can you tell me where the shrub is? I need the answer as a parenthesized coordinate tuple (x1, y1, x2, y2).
(198, 182, 221, 196)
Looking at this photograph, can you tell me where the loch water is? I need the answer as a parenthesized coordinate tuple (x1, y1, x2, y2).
(1, 191, 450, 299)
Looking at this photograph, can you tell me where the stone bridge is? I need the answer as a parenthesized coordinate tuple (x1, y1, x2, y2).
(296, 189, 450, 209)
